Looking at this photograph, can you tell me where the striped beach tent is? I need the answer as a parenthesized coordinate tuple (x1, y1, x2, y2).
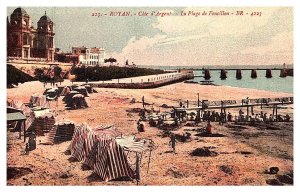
(68, 123, 91, 161)
(67, 124, 120, 162)
(86, 138, 134, 181)
(67, 123, 135, 181)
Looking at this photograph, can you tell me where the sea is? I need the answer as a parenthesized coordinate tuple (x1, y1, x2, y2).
(140, 65, 293, 94)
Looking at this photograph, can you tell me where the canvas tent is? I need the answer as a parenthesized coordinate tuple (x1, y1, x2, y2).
(65, 94, 88, 109)
(62, 90, 80, 103)
(67, 124, 120, 161)
(27, 108, 55, 135)
(60, 86, 71, 96)
(67, 124, 135, 181)
(84, 85, 93, 93)
(29, 93, 49, 108)
(42, 120, 75, 144)
(73, 86, 88, 97)
(44, 88, 59, 101)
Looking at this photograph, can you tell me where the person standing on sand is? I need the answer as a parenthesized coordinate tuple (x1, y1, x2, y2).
(24, 143, 30, 155)
(227, 112, 232, 122)
(206, 121, 212, 134)
(142, 96, 145, 108)
(169, 134, 176, 153)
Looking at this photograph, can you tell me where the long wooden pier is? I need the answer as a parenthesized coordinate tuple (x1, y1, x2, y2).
(175, 100, 293, 111)
(174, 97, 293, 121)
(193, 68, 293, 79)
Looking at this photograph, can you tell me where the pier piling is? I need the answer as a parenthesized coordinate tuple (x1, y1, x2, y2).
(251, 69, 257, 79)
(220, 69, 227, 80)
(236, 69, 242, 79)
(265, 69, 272, 78)
(204, 69, 211, 80)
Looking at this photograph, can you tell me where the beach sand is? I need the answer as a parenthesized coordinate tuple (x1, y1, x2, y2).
(7, 80, 293, 186)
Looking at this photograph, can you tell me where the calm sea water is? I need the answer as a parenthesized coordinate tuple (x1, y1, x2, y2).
(140, 65, 293, 93)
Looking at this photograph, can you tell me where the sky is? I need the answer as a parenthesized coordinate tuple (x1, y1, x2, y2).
(7, 7, 293, 66)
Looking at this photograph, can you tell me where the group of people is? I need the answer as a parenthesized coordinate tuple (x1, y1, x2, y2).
(235, 109, 291, 123)
(202, 111, 228, 125)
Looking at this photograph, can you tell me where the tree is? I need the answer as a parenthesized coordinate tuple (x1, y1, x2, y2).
(104, 57, 117, 65)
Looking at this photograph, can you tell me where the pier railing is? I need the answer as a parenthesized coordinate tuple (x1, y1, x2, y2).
(88, 72, 194, 89)
(176, 96, 293, 111)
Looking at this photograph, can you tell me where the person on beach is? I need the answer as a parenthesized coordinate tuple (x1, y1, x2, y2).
(263, 113, 268, 122)
(137, 120, 145, 132)
(269, 114, 274, 122)
(169, 134, 176, 153)
(206, 121, 212, 134)
(227, 112, 232, 122)
(219, 112, 224, 125)
(234, 115, 238, 123)
(239, 109, 243, 117)
(142, 96, 145, 108)
(24, 143, 30, 155)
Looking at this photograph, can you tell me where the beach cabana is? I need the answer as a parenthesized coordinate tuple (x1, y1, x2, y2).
(29, 93, 49, 108)
(60, 86, 72, 96)
(65, 94, 88, 109)
(62, 90, 80, 103)
(67, 124, 120, 161)
(43, 120, 75, 144)
(73, 86, 88, 97)
(27, 108, 55, 135)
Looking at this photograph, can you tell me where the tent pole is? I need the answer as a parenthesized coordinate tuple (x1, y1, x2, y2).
(23, 121, 26, 142)
(19, 120, 22, 139)
(136, 152, 140, 186)
(147, 150, 152, 174)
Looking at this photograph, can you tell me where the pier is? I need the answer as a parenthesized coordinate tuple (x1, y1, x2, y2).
(87, 71, 194, 89)
(174, 97, 293, 122)
(192, 68, 293, 80)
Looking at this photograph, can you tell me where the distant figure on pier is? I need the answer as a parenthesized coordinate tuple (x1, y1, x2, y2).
(242, 97, 249, 105)
(179, 101, 183, 108)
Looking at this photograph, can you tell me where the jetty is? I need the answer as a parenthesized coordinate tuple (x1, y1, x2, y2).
(87, 71, 194, 89)
(195, 68, 293, 80)
(174, 97, 293, 121)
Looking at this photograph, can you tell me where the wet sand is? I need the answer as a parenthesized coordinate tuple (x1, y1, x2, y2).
(7, 80, 293, 185)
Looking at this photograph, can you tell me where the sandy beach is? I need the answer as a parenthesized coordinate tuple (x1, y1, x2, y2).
(7, 80, 293, 186)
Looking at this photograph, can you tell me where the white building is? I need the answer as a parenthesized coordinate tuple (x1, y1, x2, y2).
(72, 46, 105, 65)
